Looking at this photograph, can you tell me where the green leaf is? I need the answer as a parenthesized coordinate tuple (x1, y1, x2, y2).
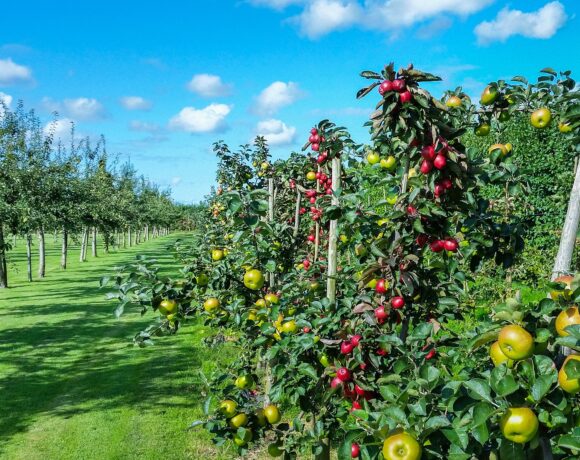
(490, 367, 519, 397)
(563, 357, 580, 379)
(425, 415, 451, 431)
(472, 402, 495, 427)
(499, 441, 526, 460)
(530, 374, 555, 402)
(558, 429, 580, 451)
(464, 379, 493, 402)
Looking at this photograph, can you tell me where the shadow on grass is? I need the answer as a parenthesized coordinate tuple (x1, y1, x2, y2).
(0, 236, 218, 454)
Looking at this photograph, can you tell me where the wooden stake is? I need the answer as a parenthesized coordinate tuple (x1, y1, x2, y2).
(326, 157, 341, 303)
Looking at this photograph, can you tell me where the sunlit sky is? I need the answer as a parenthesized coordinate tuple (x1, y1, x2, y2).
(1, 0, 577, 202)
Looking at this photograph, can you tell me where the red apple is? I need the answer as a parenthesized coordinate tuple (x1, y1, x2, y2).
(407, 205, 418, 216)
(399, 91, 412, 103)
(434, 184, 445, 197)
(425, 349, 437, 360)
(441, 178, 452, 190)
(421, 145, 436, 161)
(354, 384, 365, 396)
(351, 401, 362, 412)
(341, 341, 355, 355)
(310, 128, 318, 135)
(391, 296, 405, 309)
(420, 160, 433, 174)
(337, 367, 352, 382)
(430, 240, 444, 253)
(392, 79, 406, 92)
(330, 376, 343, 389)
(351, 335, 362, 347)
(311, 143, 320, 152)
(433, 154, 447, 169)
(444, 238, 458, 252)
(375, 279, 388, 294)
(374, 306, 388, 321)
(416, 234, 429, 247)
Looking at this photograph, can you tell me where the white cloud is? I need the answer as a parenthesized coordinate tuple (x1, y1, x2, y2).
(129, 120, 161, 133)
(171, 176, 182, 186)
(253, 81, 303, 116)
(169, 103, 232, 133)
(294, 0, 362, 38)
(0, 58, 33, 86)
(0, 91, 13, 107)
(187, 74, 232, 98)
(120, 96, 152, 111)
(256, 119, 297, 146)
(43, 97, 106, 121)
(43, 118, 76, 143)
(475, 2, 567, 44)
(252, 0, 494, 38)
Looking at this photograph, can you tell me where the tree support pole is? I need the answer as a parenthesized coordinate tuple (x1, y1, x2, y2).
(552, 163, 580, 280)
(326, 157, 341, 303)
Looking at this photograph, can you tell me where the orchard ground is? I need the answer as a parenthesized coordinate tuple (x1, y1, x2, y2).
(0, 233, 240, 460)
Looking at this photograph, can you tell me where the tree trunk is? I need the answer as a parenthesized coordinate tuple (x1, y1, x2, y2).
(136, 230, 141, 244)
(0, 225, 8, 288)
(26, 234, 32, 283)
(53, 228, 58, 243)
(61, 228, 68, 269)
(145, 225, 150, 241)
(104, 233, 109, 254)
(128, 227, 132, 247)
(13, 233, 16, 248)
(91, 227, 98, 257)
(552, 163, 580, 280)
(38, 229, 46, 278)
(80, 227, 88, 262)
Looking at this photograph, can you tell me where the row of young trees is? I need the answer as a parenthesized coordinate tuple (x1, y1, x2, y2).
(0, 101, 188, 289)
(107, 65, 579, 458)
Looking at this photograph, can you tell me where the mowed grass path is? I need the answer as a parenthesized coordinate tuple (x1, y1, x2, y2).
(0, 233, 236, 460)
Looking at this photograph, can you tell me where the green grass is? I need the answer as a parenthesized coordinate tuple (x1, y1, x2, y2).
(0, 233, 238, 460)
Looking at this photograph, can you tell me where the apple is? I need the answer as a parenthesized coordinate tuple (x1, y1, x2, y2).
(303, 259, 311, 270)
(351, 443, 360, 458)
(341, 341, 355, 355)
(475, 123, 491, 136)
(430, 240, 444, 253)
(489, 341, 512, 367)
(306, 171, 317, 181)
(382, 432, 421, 460)
(488, 143, 508, 157)
(281, 320, 297, 334)
(391, 296, 405, 309)
(480, 85, 498, 105)
(443, 238, 458, 252)
(379, 80, 393, 95)
(558, 121, 573, 133)
(433, 154, 447, 169)
(211, 249, 225, 261)
(158, 299, 178, 316)
(406, 205, 418, 216)
(267, 443, 284, 457)
(219, 399, 238, 418)
(498, 325, 534, 360)
(399, 91, 412, 103)
(530, 107, 552, 129)
(375, 278, 389, 294)
(446, 96, 462, 108)
(263, 404, 281, 424)
(550, 275, 574, 301)
(233, 429, 252, 447)
(392, 79, 406, 92)
(203, 297, 220, 313)
(309, 134, 320, 143)
(440, 178, 452, 190)
(380, 155, 397, 170)
(558, 355, 580, 394)
(235, 374, 254, 389)
(425, 349, 437, 360)
(500, 408, 539, 444)
(367, 152, 380, 165)
(319, 353, 330, 367)
(354, 384, 365, 396)
(374, 306, 388, 321)
(229, 412, 249, 428)
(331, 377, 343, 389)
(420, 160, 433, 174)
(351, 335, 362, 347)
(244, 269, 265, 290)
(310, 128, 318, 135)
(555, 306, 580, 337)
(337, 367, 352, 382)
(416, 234, 428, 248)
(421, 145, 436, 161)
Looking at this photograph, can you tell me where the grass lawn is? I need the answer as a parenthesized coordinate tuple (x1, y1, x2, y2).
(0, 233, 238, 460)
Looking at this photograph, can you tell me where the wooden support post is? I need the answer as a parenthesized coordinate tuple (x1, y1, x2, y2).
(268, 178, 275, 288)
(326, 157, 341, 303)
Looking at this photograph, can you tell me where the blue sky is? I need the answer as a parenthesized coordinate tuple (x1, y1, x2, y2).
(0, 0, 577, 203)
